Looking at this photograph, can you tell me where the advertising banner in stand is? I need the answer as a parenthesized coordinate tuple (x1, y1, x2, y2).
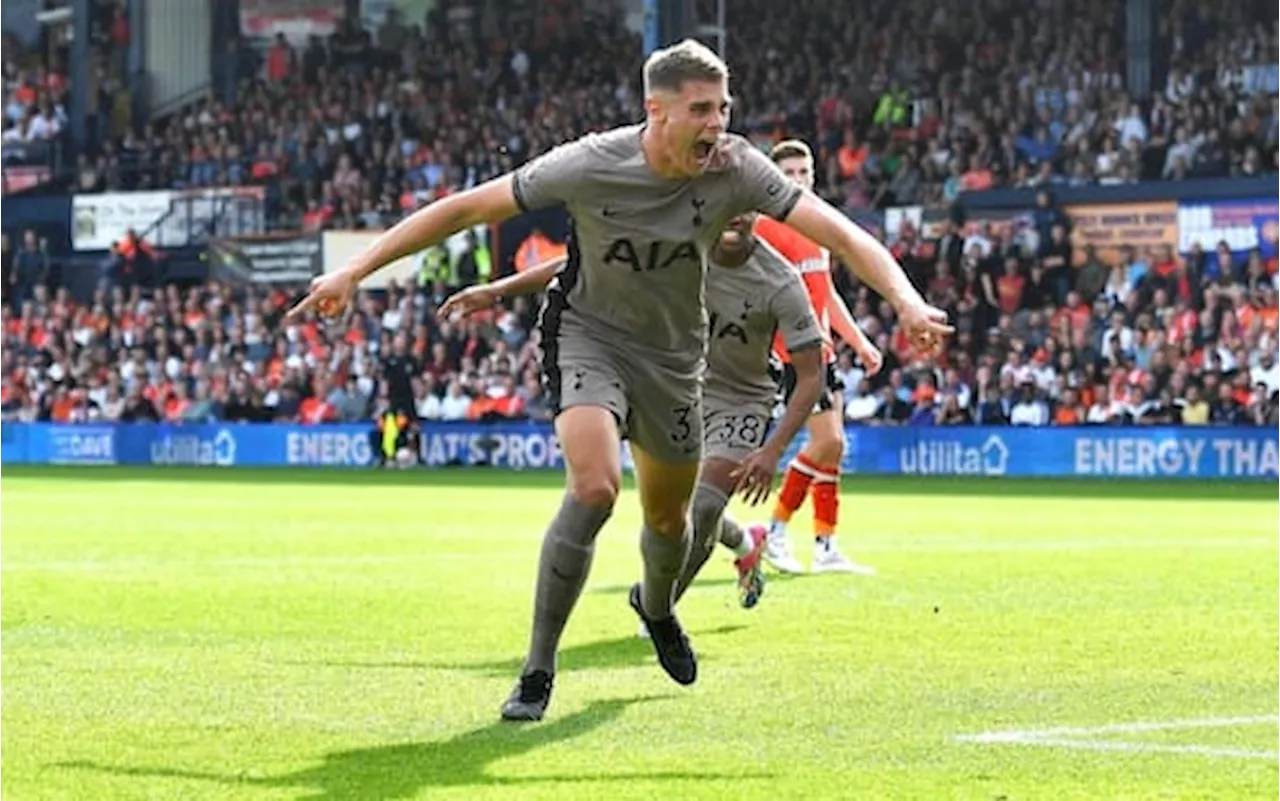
(72, 188, 266, 251)
(1064, 201, 1179, 266)
(209, 234, 322, 284)
(1177, 198, 1278, 265)
(240, 0, 344, 42)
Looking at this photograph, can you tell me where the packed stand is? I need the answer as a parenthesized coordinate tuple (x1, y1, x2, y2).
(3, 209, 1276, 429)
(0, 267, 549, 430)
(3, 0, 133, 180)
(69, 0, 1276, 227)
(84, 4, 644, 231)
(834, 191, 1279, 427)
(729, 0, 1276, 211)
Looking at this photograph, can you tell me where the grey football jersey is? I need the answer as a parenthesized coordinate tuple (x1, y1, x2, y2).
(512, 125, 802, 372)
(704, 238, 822, 405)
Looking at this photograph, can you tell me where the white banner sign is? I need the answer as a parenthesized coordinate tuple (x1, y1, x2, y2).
(72, 188, 265, 251)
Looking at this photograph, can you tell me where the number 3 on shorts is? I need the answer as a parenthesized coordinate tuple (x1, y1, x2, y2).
(669, 404, 693, 443)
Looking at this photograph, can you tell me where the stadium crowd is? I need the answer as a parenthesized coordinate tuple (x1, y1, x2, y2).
(1, 0, 1277, 430)
(11, 0, 1273, 225)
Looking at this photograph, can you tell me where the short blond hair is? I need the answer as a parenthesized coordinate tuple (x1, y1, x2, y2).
(643, 39, 728, 96)
(770, 139, 813, 164)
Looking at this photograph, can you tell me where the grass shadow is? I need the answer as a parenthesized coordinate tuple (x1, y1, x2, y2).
(589, 574, 804, 598)
(590, 578, 737, 595)
(59, 694, 770, 799)
(307, 625, 750, 677)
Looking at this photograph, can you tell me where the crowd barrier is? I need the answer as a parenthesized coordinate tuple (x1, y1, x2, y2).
(2, 423, 1276, 480)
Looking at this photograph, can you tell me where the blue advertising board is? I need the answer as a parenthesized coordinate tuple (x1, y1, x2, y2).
(1176, 197, 1278, 261)
(2, 423, 1276, 481)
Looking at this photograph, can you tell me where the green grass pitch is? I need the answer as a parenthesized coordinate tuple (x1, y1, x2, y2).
(2, 467, 1277, 800)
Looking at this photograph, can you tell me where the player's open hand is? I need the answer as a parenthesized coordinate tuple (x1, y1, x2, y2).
(438, 285, 499, 320)
(898, 300, 953, 355)
(287, 270, 358, 322)
(730, 445, 783, 506)
(856, 341, 884, 377)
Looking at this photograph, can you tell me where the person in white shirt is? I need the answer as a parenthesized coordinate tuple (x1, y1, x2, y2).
(416, 390, 443, 420)
(25, 105, 59, 140)
(1085, 385, 1114, 424)
(833, 351, 863, 398)
(1028, 350, 1057, 393)
(1100, 311, 1135, 363)
(1114, 102, 1148, 148)
(1250, 349, 1279, 398)
(1009, 382, 1049, 426)
(1, 117, 25, 144)
(439, 380, 471, 421)
(843, 378, 879, 421)
(999, 351, 1034, 386)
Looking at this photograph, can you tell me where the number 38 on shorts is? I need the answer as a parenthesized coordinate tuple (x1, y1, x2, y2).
(703, 407, 770, 456)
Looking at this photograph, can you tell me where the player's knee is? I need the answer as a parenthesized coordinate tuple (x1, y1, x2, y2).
(643, 502, 689, 540)
(819, 436, 845, 467)
(690, 485, 728, 549)
(569, 469, 620, 511)
(807, 426, 844, 466)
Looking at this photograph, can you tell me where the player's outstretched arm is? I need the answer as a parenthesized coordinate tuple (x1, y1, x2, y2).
(819, 269, 884, 376)
(289, 176, 521, 320)
(783, 192, 952, 349)
(438, 256, 566, 320)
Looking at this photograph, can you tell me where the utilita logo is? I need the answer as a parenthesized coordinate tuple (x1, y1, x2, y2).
(900, 435, 1009, 476)
(149, 429, 237, 466)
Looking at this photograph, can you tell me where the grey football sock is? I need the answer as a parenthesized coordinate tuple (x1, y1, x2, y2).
(673, 483, 729, 603)
(524, 494, 613, 674)
(719, 516, 745, 550)
(640, 523, 691, 620)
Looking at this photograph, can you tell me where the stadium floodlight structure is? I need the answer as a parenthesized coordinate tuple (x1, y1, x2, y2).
(647, 0, 725, 58)
(694, 0, 726, 59)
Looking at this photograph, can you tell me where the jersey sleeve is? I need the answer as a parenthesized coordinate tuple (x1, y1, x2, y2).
(733, 144, 803, 221)
(770, 273, 824, 354)
(511, 138, 590, 212)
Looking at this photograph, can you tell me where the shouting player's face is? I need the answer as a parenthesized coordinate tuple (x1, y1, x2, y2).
(653, 78, 731, 176)
(775, 154, 815, 191)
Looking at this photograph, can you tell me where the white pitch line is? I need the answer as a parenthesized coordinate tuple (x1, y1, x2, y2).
(859, 537, 1276, 553)
(962, 714, 1280, 739)
(955, 715, 1280, 761)
(966, 734, 1279, 761)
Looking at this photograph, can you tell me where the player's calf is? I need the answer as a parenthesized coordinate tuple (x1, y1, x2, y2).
(504, 406, 620, 722)
(632, 446, 698, 621)
(672, 481, 731, 604)
(631, 445, 700, 684)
